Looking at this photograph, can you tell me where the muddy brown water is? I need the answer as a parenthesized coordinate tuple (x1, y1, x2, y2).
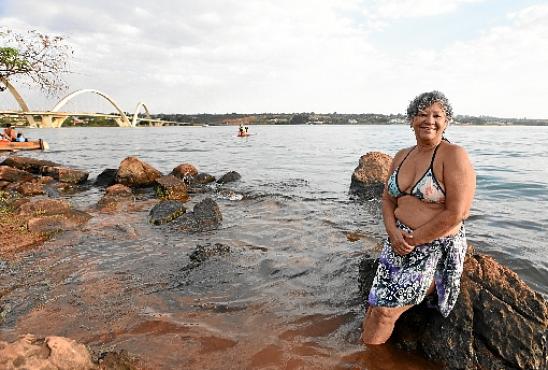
(1, 125, 547, 368)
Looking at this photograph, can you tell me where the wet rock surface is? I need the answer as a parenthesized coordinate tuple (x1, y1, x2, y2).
(149, 200, 187, 225)
(185, 242, 231, 270)
(174, 197, 222, 232)
(97, 184, 134, 212)
(359, 251, 548, 370)
(27, 210, 92, 233)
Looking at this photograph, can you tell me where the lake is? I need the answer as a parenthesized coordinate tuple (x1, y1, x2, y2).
(1, 124, 546, 369)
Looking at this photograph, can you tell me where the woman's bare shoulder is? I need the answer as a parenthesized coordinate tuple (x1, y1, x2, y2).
(394, 146, 414, 160)
(440, 142, 473, 168)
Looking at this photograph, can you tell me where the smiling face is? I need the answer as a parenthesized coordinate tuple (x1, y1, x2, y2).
(411, 102, 448, 145)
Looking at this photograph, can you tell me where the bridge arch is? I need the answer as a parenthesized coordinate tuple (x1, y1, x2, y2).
(0, 77, 37, 127)
(132, 102, 151, 127)
(52, 89, 131, 127)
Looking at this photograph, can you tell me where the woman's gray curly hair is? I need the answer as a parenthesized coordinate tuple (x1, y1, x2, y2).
(406, 91, 453, 122)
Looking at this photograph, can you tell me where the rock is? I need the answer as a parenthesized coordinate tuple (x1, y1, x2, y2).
(217, 171, 241, 184)
(41, 166, 89, 184)
(154, 175, 189, 201)
(98, 349, 139, 369)
(105, 184, 133, 198)
(17, 199, 72, 216)
(149, 200, 186, 225)
(0, 334, 96, 369)
(0, 165, 35, 183)
(350, 152, 392, 199)
(175, 197, 222, 232)
(6, 181, 45, 196)
(0, 156, 60, 174)
(359, 251, 548, 370)
(115, 156, 162, 187)
(95, 168, 118, 187)
(27, 210, 92, 233)
(97, 184, 133, 212)
(171, 163, 198, 179)
(189, 172, 216, 185)
(182, 242, 231, 270)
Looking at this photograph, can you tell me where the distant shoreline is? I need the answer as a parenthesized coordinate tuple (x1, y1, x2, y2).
(3, 113, 547, 128)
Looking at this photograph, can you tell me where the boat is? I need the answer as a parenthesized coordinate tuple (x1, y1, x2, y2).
(0, 139, 49, 152)
(237, 133, 251, 137)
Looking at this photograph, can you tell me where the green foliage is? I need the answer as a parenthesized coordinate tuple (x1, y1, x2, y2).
(0, 47, 30, 72)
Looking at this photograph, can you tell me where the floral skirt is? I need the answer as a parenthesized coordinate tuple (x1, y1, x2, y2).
(367, 221, 467, 317)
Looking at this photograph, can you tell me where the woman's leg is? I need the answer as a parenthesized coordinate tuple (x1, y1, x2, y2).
(362, 281, 436, 345)
(361, 305, 413, 344)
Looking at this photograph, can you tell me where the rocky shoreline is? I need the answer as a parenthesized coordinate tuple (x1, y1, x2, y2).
(0, 152, 546, 369)
(0, 155, 237, 369)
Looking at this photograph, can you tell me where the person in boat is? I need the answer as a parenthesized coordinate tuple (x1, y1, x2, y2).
(244, 126, 249, 134)
(15, 133, 28, 142)
(2, 124, 17, 142)
(239, 124, 245, 135)
(362, 91, 476, 344)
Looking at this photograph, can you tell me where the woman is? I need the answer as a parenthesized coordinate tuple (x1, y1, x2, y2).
(362, 91, 476, 344)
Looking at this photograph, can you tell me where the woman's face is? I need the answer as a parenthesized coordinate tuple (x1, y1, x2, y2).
(411, 102, 448, 143)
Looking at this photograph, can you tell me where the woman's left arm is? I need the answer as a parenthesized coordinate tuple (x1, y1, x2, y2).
(404, 145, 476, 245)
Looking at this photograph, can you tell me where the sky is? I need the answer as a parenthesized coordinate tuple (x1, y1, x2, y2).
(1, 0, 548, 118)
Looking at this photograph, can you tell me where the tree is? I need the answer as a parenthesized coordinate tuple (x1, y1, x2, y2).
(0, 28, 72, 96)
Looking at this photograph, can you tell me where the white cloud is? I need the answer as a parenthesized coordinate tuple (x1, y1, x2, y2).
(1, 0, 547, 118)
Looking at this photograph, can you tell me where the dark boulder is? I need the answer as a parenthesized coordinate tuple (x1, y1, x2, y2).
(350, 152, 392, 199)
(94, 168, 118, 187)
(359, 251, 548, 370)
(189, 172, 216, 185)
(217, 171, 241, 184)
(149, 200, 186, 225)
(175, 197, 222, 232)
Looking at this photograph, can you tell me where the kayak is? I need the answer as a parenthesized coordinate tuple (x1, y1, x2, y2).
(237, 133, 251, 137)
(0, 139, 49, 152)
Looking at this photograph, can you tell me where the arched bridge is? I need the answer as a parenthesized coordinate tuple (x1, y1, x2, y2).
(0, 81, 179, 128)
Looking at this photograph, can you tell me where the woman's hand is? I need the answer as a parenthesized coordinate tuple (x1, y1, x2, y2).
(388, 228, 415, 256)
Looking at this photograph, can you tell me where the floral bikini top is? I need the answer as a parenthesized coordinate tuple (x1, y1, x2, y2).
(387, 144, 446, 204)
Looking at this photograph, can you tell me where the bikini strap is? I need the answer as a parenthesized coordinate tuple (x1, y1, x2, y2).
(398, 146, 415, 169)
(429, 143, 442, 169)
